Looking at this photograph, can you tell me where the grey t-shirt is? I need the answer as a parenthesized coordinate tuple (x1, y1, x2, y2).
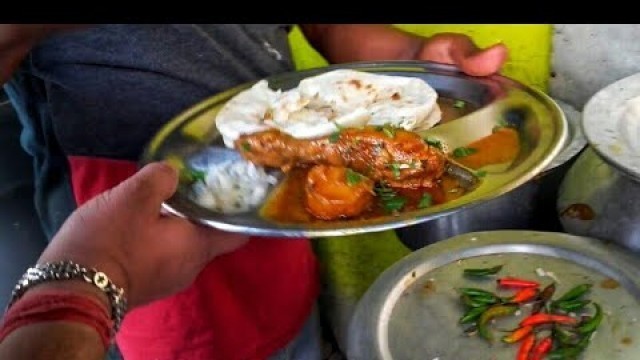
(5, 24, 295, 237)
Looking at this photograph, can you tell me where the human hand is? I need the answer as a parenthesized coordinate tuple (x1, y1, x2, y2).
(417, 33, 508, 76)
(38, 162, 250, 307)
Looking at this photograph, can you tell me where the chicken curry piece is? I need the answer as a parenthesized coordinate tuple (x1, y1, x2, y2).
(234, 118, 521, 222)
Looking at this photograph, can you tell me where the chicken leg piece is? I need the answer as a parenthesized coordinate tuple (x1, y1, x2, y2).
(235, 126, 446, 188)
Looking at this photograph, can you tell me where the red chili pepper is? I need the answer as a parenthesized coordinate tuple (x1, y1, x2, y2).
(530, 336, 553, 360)
(501, 325, 533, 344)
(497, 277, 540, 289)
(520, 313, 579, 327)
(511, 287, 539, 304)
(516, 333, 536, 360)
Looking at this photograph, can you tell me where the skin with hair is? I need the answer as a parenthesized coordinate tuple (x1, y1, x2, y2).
(0, 24, 507, 359)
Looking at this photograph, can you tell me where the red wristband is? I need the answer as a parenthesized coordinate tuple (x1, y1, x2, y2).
(0, 289, 113, 349)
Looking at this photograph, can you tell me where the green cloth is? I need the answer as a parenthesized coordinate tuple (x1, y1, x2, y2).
(287, 24, 553, 351)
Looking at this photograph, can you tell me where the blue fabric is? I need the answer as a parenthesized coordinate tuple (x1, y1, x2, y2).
(268, 306, 323, 360)
(4, 24, 294, 239)
(4, 24, 314, 360)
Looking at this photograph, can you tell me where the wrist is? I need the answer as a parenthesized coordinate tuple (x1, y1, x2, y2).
(7, 261, 128, 334)
(38, 243, 131, 305)
(22, 281, 111, 315)
(0, 288, 114, 353)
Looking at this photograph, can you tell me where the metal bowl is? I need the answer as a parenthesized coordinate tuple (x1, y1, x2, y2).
(558, 71, 640, 253)
(140, 61, 568, 238)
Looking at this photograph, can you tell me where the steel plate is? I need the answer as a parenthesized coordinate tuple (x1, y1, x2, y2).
(141, 61, 567, 237)
(347, 230, 640, 360)
(583, 72, 640, 182)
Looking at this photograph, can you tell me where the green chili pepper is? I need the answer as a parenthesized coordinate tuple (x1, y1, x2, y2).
(553, 299, 591, 312)
(552, 325, 581, 347)
(547, 336, 590, 359)
(461, 294, 498, 308)
(478, 304, 519, 342)
(578, 303, 603, 334)
(459, 288, 497, 298)
(459, 306, 488, 324)
(556, 283, 592, 302)
(463, 265, 503, 277)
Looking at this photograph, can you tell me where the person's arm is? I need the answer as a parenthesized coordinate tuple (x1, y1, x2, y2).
(0, 24, 87, 84)
(299, 24, 508, 76)
(0, 163, 249, 359)
(0, 282, 112, 360)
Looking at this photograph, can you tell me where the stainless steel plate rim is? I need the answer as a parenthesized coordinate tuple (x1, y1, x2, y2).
(546, 98, 586, 172)
(346, 230, 640, 360)
(583, 72, 640, 182)
(143, 60, 568, 238)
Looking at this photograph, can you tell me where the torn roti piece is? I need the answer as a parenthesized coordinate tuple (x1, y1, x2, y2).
(215, 69, 441, 147)
(215, 80, 276, 148)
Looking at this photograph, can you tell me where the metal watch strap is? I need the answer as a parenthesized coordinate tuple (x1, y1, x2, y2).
(6, 260, 128, 334)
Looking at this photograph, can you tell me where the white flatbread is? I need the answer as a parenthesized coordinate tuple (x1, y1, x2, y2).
(215, 69, 441, 147)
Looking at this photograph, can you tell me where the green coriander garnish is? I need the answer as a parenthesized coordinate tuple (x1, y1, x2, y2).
(453, 100, 466, 109)
(377, 124, 397, 138)
(328, 132, 341, 143)
(475, 170, 488, 178)
(345, 168, 364, 186)
(452, 147, 478, 158)
(387, 163, 402, 179)
(425, 138, 443, 150)
(374, 184, 407, 213)
(417, 193, 433, 209)
(241, 142, 252, 152)
(189, 169, 206, 183)
(492, 119, 512, 133)
(382, 196, 406, 213)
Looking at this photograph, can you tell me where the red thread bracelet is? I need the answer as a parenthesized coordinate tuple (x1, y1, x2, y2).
(0, 290, 113, 349)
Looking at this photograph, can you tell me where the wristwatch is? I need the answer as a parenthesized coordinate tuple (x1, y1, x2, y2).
(6, 260, 128, 333)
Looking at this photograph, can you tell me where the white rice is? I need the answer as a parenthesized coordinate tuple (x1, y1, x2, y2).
(191, 159, 278, 214)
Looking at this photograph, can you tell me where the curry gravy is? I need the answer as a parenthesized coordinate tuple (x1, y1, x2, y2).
(260, 99, 521, 224)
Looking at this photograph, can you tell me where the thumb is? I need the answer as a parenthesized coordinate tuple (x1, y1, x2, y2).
(111, 162, 179, 216)
(452, 42, 508, 77)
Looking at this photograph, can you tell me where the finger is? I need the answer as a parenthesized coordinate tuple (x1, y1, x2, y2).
(159, 216, 250, 263)
(110, 162, 179, 216)
(452, 42, 508, 77)
(194, 226, 251, 260)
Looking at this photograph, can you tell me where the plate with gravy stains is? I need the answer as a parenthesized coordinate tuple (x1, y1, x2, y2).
(141, 61, 568, 237)
(347, 230, 640, 360)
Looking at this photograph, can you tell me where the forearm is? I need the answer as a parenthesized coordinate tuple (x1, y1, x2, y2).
(299, 24, 424, 63)
(0, 322, 105, 360)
